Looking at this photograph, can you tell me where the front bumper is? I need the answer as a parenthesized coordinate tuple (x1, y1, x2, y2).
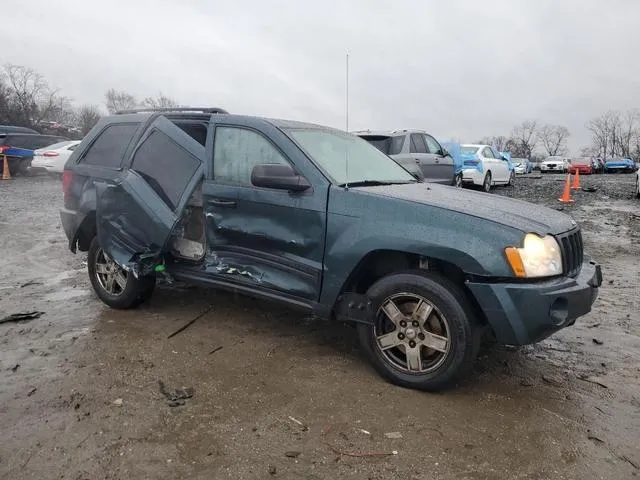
(466, 259, 602, 345)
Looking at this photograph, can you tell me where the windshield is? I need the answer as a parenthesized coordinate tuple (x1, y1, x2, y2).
(460, 146, 479, 154)
(288, 129, 416, 185)
(572, 158, 590, 165)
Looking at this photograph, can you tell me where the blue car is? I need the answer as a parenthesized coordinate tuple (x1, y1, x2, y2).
(604, 158, 637, 173)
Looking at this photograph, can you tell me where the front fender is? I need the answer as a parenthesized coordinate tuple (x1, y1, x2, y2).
(320, 189, 523, 308)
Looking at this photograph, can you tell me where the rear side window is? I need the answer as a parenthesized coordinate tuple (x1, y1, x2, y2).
(361, 135, 405, 155)
(81, 123, 137, 168)
(130, 130, 200, 210)
(410, 134, 427, 154)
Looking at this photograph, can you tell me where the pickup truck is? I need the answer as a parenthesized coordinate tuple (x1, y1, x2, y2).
(59, 108, 602, 391)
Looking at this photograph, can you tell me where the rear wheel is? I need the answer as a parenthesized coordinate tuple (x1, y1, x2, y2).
(482, 172, 492, 192)
(636, 176, 640, 198)
(87, 237, 155, 309)
(454, 173, 463, 188)
(357, 272, 479, 391)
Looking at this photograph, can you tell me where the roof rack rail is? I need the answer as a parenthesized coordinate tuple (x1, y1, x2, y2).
(115, 107, 229, 115)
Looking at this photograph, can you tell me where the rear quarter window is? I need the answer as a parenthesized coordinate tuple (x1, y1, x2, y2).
(80, 123, 138, 168)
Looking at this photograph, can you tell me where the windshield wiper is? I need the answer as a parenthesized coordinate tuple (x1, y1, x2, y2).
(338, 180, 415, 187)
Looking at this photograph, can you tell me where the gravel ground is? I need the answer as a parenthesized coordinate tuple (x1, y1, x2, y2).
(0, 172, 638, 480)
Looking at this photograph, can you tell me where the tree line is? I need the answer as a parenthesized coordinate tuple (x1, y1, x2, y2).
(1, 63, 638, 161)
(0, 63, 179, 139)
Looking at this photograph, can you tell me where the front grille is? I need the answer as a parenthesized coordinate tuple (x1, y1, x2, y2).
(557, 229, 583, 277)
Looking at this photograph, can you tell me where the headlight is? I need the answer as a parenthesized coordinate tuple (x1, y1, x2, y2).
(504, 234, 562, 278)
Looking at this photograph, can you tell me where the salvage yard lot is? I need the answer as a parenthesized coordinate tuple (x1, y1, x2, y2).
(0, 174, 638, 479)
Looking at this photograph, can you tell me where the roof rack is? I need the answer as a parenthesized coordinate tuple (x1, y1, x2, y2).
(115, 107, 229, 115)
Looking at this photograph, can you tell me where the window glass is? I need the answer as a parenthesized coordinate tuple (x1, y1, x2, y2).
(410, 133, 427, 154)
(288, 129, 415, 185)
(213, 127, 288, 185)
(423, 134, 442, 155)
(483, 147, 495, 158)
(130, 130, 201, 210)
(81, 124, 137, 167)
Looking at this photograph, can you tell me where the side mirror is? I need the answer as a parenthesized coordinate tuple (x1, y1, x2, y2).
(251, 163, 311, 192)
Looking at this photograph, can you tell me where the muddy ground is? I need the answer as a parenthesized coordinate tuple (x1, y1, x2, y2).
(0, 173, 638, 480)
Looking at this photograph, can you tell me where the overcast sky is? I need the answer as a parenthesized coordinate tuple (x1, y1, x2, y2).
(4, 0, 640, 153)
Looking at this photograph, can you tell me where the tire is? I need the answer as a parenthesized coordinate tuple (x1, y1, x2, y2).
(17, 159, 30, 176)
(482, 171, 492, 192)
(87, 237, 156, 309)
(357, 271, 479, 391)
(508, 171, 515, 187)
(454, 173, 463, 188)
(636, 177, 640, 198)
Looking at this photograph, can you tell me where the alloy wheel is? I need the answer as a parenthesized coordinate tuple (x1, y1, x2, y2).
(94, 248, 128, 296)
(374, 293, 451, 374)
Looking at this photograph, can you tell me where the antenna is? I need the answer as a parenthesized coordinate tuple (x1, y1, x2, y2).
(345, 52, 349, 189)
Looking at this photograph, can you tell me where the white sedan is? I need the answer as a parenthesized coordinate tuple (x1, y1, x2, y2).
(31, 140, 81, 174)
(460, 144, 515, 192)
(540, 156, 570, 173)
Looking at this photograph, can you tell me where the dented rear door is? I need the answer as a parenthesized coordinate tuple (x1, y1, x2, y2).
(96, 116, 206, 274)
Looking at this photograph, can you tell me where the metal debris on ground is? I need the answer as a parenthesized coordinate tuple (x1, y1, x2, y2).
(208, 345, 223, 355)
(322, 424, 399, 458)
(0, 311, 45, 325)
(167, 306, 213, 339)
(113, 398, 123, 407)
(359, 429, 371, 435)
(158, 380, 194, 407)
(592, 338, 604, 345)
(27, 387, 37, 397)
(582, 186, 598, 192)
(284, 451, 301, 458)
(20, 280, 43, 288)
(576, 374, 609, 389)
(587, 323, 601, 328)
(384, 432, 403, 439)
(288, 416, 309, 432)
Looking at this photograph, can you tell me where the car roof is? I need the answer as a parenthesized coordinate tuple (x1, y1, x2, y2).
(461, 144, 486, 148)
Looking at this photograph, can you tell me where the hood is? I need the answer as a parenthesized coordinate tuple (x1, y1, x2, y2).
(354, 183, 577, 235)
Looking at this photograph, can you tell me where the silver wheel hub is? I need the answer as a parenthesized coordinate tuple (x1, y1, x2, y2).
(374, 293, 451, 374)
(94, 248, 128, 296)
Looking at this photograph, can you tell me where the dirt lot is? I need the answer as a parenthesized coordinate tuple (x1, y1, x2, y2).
(1, 173, 638, 480)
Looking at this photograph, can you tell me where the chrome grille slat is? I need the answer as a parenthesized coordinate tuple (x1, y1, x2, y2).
(557, 229, 583, 277)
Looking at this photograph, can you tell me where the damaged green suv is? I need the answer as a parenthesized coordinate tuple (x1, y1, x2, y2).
(60, 108, 602, 391)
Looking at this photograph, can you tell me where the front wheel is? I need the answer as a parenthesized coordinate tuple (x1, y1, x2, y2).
(508, 171, 516, 186)
(357, 272, 479, 391)
(482, 171, 492, 192)
(87, 237, 155, 309)
(636, 177, 640, 198)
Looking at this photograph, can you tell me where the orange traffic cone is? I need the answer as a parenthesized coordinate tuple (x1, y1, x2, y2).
(571, 169, 581, 190)
(558, 174, 574, 203)
(1, 155, 10, 180)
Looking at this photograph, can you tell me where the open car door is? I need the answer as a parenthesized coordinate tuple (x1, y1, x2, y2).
(96, 116, 206, 276)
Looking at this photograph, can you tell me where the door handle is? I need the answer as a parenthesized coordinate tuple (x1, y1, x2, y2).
(208, 198, 237, 208)
(415, 158, 421, 163)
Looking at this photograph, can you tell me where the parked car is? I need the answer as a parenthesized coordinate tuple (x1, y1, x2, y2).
(459, 144, 515, 192)
(0, 133, 70, 175)
(568, 157, 593, 175)
(354, 130, 457, 186)
(60, 108, 602, 391)
(604, 158, 637, 173)
(440, 141, 464, 187)
(540, 156, 570, 173)
(0, 125, 39, 134)
(30, 140, 82, 175)
(512, 158, 532, 174)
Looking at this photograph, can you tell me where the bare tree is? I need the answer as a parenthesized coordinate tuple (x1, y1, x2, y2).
(510, 120, 538, 158)
(478, 135, 509, 151)
(105, 88, 137, 113)
(539, 124, 570, 156)
(141, 93, 180, 109)
(2, 64, 60, 128)
(75, 104, 103, 136)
